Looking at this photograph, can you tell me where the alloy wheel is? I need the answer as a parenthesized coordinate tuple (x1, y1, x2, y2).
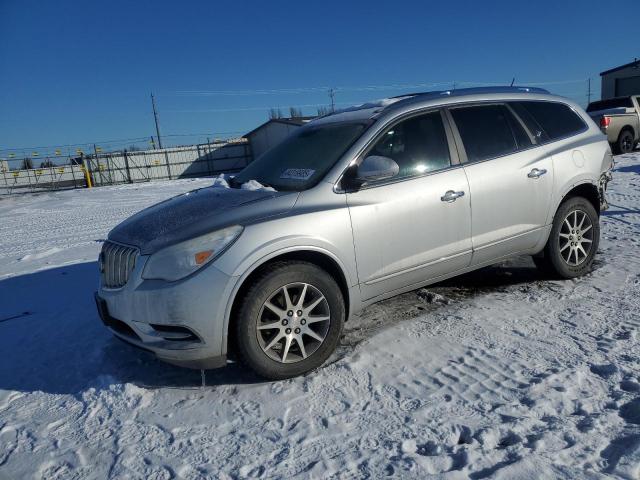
(620, 132, 634, 153)
(256, 282, 331, 363)
(558, 209, 593, 266)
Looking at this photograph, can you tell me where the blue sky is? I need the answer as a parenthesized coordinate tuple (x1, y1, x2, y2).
(0, 0, 637, 155)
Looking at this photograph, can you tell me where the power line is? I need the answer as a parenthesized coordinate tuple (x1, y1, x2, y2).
(3, 77, 599, 154)
(166, 102, 353, 114)
(172, 78, 590, 96)
(0, 131, 246, 154)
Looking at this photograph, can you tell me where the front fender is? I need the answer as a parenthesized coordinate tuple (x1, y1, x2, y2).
(212, 202, 360, 355)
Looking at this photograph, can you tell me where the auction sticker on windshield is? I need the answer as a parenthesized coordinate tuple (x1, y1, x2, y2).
(280, 168, 315, 180)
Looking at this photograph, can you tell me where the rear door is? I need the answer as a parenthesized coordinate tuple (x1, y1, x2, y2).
(446, 103, 554, 265)
(346, 110, 472, 300)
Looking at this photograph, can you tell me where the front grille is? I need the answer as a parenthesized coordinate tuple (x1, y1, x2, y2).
(100, 240, 139, 289)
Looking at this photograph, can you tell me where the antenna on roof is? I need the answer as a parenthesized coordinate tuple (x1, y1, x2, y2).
(510, 77, 515, 87)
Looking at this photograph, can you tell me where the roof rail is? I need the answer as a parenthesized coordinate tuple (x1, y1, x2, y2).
(311, 86, 552, 123)
(391, 85, 549, 100)
(378, 86, 551, 114)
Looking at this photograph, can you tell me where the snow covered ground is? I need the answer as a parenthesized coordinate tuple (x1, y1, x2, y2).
(1, 154, 639, 479)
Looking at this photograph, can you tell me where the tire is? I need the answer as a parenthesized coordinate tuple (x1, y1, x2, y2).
(534, 196, 600, 279)
(615, 129, 635, 154)
(234, 261, 345, 380)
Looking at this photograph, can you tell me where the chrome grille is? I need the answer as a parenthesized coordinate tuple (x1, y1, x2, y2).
(100, 241, 139, 289)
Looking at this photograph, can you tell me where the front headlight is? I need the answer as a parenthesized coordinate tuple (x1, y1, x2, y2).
(142, 225, 243, 282)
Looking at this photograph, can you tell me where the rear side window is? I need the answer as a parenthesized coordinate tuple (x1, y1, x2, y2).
(514, 101, 586, 140)
(449, 104, 517, 162)
(509, 102, 550, 144)
(506, 110, 534, 149)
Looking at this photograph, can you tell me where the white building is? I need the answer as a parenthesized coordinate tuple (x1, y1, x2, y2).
(600, 58, 640, 99)
(245, 117, 313, 161)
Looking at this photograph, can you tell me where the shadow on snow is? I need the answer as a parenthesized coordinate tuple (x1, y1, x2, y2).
(0, 256, 561, 396)
(0, 262, 263, 395)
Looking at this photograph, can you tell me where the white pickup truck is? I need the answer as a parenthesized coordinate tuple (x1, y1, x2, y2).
(587, 95, 640, 154)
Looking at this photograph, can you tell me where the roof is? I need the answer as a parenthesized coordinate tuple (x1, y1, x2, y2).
(600, 58, 640, 76)
(310, 86, 551, 125)
(244, 117, 314, 138)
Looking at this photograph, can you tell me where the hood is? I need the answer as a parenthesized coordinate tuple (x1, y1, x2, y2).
(108, 186, 299, 254)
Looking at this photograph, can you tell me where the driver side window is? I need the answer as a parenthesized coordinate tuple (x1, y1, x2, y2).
(368, 111, 452, 181)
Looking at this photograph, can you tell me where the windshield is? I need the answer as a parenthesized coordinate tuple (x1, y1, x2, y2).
(233, 122, 368, 191)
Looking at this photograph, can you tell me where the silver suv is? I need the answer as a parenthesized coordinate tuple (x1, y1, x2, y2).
(95, 87, 613, 379)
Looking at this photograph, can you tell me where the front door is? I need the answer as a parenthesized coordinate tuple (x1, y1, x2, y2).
(346, 110, 473, 300)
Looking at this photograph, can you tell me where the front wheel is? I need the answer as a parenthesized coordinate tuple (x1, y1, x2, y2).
(234, 261, 345, 380)
(533, 196, 600, 279)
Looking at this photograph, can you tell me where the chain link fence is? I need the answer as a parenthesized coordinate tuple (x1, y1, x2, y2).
(0, 139, 252, 195)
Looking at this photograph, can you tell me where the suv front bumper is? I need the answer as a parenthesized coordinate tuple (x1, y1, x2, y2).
(95, 256, 237, 369)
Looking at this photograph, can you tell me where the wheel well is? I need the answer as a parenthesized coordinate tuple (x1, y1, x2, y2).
(563, 183, 600, 216)
(226, 250, 351, 358)
(619, 126, 635, 140)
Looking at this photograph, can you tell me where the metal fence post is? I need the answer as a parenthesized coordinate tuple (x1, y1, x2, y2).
(123, 149, 132, 183)
(164, 148, 172, 180)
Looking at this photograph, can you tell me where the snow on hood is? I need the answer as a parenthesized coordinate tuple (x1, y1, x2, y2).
(108, 182, 295, 254)
(240, 179, 276, 192)
(211, 174, 276, 192)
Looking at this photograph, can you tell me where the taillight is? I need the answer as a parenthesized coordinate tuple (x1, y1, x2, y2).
(600, 117, 611, 128)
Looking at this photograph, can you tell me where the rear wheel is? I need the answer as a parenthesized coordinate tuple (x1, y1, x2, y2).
(615, 129, 635, 154)
(234, 261, 345, 379)
(533, 196, 599, 279)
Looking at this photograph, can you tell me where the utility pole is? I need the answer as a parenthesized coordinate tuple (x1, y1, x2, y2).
(587, 78, 592, 105)
(151, 92, 163, 149)
(328, 88, 336, 112)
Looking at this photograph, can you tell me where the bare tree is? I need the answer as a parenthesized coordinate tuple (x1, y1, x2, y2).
(40, 159, 55, 168)
(21, 158, 34, 169)
(268, 108, 283, 120)
(289, 107, 303, 118)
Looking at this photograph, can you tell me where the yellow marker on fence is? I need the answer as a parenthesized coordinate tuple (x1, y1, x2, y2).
(36, 170, 43, 176)
(12, 172, 19, 177)
(9, 153, 15, 158)
(57, 167, 65, 174)
(55, 150, 61, 156)
(33, 152, 39, 157)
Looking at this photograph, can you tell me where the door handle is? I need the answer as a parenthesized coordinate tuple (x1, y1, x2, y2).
(528, 168, 547, 179)
(441, 190, 465, 203)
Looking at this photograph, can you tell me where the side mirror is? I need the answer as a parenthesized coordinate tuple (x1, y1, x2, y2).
(356, 155, 399, 183)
